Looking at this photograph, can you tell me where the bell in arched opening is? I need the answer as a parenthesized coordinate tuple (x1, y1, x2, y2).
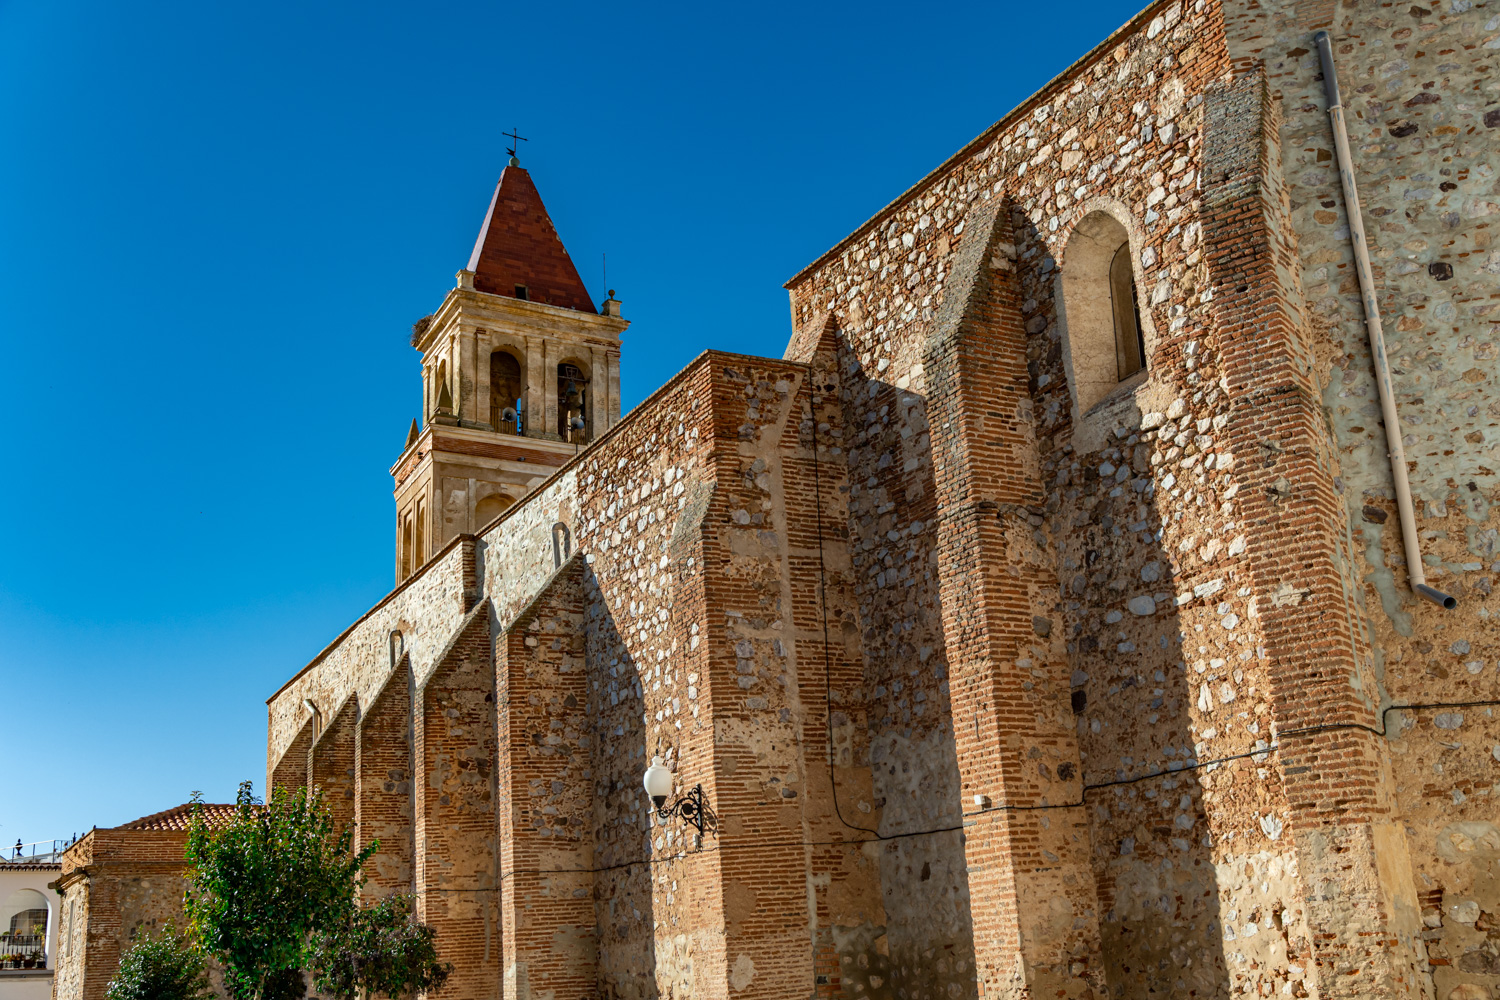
(557, 362, 590, 444)
(489, 351, 524, 434)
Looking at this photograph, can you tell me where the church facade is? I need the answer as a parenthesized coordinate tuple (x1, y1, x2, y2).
(263, 1, 1500, 998)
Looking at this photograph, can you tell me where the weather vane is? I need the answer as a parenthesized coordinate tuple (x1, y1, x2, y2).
(504, 127, 528, 167)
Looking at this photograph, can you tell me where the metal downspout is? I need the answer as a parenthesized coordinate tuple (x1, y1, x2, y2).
(1314, 30, 1456, 609)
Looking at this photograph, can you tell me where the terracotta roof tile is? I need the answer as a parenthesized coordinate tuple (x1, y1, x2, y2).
(466, 166, 597, 313)
(0, 862, 61, 871)
(116, 803, 239, 832)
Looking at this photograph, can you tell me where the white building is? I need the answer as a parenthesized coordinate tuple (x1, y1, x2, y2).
(0, 860, 61, 1000)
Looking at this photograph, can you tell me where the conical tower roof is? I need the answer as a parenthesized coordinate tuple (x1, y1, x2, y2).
(466, 165, 596, 313)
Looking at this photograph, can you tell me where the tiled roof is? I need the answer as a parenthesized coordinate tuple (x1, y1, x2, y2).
(0, 862, 61, 871)
(466, 166, 597, 313)
(116, 803, 239, 832)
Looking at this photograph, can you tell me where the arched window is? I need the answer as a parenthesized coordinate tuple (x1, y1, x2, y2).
(557, 362, 589, 444)
(552, 522, 572, 568)
(414, 499, 426, 568)
(434, 361, 453, 417)
(400, 514, 414, 580)
(475, 493, 514, 529)
(489, 351, 523, 434)
(2, 889, 48, 954)
(1060, 211, 1149, 415)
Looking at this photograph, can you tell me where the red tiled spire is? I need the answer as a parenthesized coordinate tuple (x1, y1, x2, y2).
(466, 166, 597, 313)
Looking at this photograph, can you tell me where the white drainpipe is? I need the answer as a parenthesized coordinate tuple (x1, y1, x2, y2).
(1314, 30, 1456, 609)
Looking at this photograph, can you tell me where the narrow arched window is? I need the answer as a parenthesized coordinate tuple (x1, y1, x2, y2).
(557, 362, 589, 444)
(414, 499, 426, 567)
(489, 351, 523, 434)
(433, 360, 453, 417)
(1110, 245, 1146, 381)
(1060, 211, 1151, 415)
(552, 522, 572, 568)
(400, 514, 414, 579)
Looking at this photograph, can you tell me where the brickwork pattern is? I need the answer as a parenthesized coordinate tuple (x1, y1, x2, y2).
(414, 603, 500, 999)
(1222, 2, 1500, 997)
(925, 199, 1105, 998)
(496, 557, 595, 1000)
(468, 165, 598, 312)
(310, 694, 359, 834)
(53, 830, 195, 1000)
(356, 658, 414, 899)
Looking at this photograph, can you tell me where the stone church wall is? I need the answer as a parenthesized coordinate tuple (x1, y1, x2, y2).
(267, 351, 897, 998)
(784, 0, 1499, 996)
(1228, 3, 1500, 995)
(786, 2, 1282, 993)
(254, 0, 1500, 996)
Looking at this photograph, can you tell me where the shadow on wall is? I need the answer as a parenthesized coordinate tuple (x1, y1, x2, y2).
(834, 332, 980, 999)
(582, 564, 659, 1000)
(1017, 207, 1232, 996)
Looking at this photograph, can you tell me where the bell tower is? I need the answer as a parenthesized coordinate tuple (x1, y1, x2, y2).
(390, 158, 627, 582)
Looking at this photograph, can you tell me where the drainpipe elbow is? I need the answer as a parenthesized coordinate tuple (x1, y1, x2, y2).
(1414, 584, 1458, 610)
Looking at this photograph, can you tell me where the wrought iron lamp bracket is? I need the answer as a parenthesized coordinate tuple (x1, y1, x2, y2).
(655, 783, 718, 836)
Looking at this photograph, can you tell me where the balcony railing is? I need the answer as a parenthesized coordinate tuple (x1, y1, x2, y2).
(0, 935, 46, 969)
(5, 838, 76, 865)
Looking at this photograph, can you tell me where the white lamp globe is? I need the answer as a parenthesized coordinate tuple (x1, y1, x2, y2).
(643, 756, 673, 808)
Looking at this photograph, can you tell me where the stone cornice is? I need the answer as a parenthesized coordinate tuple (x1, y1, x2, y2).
(416, 284, 628, 354)
(388, 423, 578, 481)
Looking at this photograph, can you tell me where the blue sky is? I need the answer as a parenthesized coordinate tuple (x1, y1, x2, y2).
(1, 0, 1141, 845)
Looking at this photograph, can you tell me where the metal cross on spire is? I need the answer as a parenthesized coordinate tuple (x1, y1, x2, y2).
(504, 127, 528, 166)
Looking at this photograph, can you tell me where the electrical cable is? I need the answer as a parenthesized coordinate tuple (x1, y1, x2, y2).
(454, 697, 1500, 891)
(433, 365, 1497, 888)
(808, 369, 883, 839)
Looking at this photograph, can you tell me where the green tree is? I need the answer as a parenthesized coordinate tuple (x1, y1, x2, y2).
(105, 925, 214, 1000)
(185, 781, 447, 1000)
(310, 894, 449, 999)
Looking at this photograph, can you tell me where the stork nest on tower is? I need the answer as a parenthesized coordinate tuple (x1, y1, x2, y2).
(410, 315, 434, 348)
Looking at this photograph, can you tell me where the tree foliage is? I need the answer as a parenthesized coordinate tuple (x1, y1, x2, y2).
(184, 780, 448, 1000)
(311, 895, 449, 999)
(105, 925, 214, 1000)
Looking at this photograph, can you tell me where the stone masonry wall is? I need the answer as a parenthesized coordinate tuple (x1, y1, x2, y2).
(267, 351, 890, 998)
(356, 659, 413, 899)
(571, 357, 721, 998)
(255, 0, 1500, 993)
(414, 603, 499, 999)
(780, 0, 1425, 994)
(54, 832, 195, 1000)
(496, 557, 594, 1000)
(310, 694, 358, 833)
(1224, 2, 1500, 997)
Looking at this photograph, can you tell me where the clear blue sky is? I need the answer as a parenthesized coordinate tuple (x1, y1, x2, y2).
(1, 0, 1141, 845)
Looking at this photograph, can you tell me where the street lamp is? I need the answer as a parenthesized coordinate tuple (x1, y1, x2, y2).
(642, 755, 717, 838)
